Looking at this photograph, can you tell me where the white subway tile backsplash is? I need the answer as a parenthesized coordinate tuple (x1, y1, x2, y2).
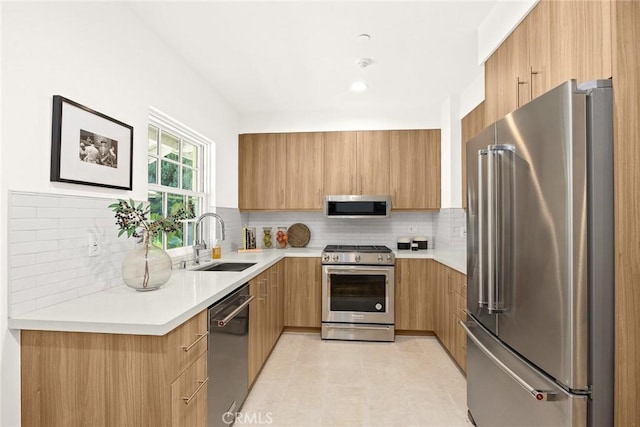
(9, 230, 36, 243)
(10, 301, 37, 317)
(10, 254, 36, 268)
(11, 194, 59, 207)
(10, 240, 59, 255)
(10, 218, 59, 231)
(11, 277, 38, 292)
(35, 289, 79, 310)
(8, 191, 136, 316)
(11, 207, 37, 219)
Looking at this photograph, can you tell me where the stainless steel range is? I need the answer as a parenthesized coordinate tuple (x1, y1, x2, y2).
(321, 245, 395, 342)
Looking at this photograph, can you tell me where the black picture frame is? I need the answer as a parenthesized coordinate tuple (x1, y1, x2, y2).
(51, 95, 134, 190)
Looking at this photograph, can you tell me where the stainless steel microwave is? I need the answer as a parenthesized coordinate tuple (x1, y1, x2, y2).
(324, 195, 391, 219)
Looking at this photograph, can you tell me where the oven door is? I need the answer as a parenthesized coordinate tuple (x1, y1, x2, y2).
(322, 265, 394, 324)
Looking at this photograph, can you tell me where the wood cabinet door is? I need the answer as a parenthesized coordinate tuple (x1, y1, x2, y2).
(461, 102, 485, 209)
(238, 133, 286, 210)
(394, 259, 434, 331)
(527, 0, 551, 100)
(548, 0, 612, 89)
(324, 131, 357, 195)
(171, 353, 208, 427)
(390, 130, 441, 210)
(499, 21, 531, 117)
(357, 131, 390, 195)
(484, 52, 501, 126)
(284, 258, 322, 328)
(248, 276, 264, 386)
(275, 260, 285, 336)
(286, 132, 324, 209)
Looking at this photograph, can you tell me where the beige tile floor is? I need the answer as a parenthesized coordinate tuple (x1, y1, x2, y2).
(239, 332, 471, 427)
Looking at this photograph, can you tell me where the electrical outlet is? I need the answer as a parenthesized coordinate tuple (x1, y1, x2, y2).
(88, 234, 100, 257)
(408, 225, 418, 234)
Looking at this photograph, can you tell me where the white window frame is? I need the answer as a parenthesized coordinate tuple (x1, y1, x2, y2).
(148, 107, 213, 252)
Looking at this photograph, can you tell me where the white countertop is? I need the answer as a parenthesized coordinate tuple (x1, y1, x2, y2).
(8, 247, 465, 336)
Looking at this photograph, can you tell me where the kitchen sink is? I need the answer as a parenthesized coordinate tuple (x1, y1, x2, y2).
(195, 262, 256, 272)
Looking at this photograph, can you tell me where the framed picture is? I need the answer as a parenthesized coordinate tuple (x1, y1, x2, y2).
(50, 95, 133, 190)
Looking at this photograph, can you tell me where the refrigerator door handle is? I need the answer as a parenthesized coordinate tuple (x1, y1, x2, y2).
(461, 320, 555, 402)
(477, 149, 488, 307)
(487, 144, 515, 313)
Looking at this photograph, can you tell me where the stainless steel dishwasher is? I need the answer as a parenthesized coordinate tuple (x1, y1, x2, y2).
(208, 283, 253, 427)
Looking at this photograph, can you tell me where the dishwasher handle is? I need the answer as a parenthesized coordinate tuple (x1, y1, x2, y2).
(215, 295, 254, 328)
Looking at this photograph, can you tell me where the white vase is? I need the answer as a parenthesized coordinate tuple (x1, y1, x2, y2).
(121, 232, 172, 291)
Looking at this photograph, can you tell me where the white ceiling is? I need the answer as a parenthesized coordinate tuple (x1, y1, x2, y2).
(129, 1, 502, 119)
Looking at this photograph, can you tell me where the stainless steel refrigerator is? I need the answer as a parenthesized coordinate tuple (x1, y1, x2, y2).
(463, 80, 614, 427)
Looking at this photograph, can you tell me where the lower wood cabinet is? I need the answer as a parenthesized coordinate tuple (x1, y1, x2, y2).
(248, 260, 285, 387)
(433, 262, 467, 373)
(21, 310, 209, 427)
(395, 258, 434, 331)
(284, 257, 322, 328)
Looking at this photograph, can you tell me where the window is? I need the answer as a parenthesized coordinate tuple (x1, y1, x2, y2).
(147, 111, 210, 250)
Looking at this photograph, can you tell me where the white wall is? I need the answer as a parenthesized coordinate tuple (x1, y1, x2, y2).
(477, 0, 538, 63)
(239, 107, 442, 133)
(440, 96, 462, 209)
(1, 2, 239, 425)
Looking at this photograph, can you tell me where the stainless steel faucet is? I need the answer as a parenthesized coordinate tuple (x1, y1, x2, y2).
(193, 212, 226, 265)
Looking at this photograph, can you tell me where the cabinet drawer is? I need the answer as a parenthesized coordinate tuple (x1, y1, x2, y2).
(171, 352, 208, 427)
(167, 311, 208, 380)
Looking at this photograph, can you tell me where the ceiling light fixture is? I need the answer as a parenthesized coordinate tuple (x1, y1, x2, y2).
(350, 81, 368, 92)
(357, 33, 371, 42)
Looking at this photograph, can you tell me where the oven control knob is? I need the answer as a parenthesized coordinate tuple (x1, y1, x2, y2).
(332, 255, 339, 262)
(322, 254, 330, 263)
(375, 303, 383, 311)
(355, 254, 361, 262)
(386, 254, 392, 261)
(377, 254, 383, 262)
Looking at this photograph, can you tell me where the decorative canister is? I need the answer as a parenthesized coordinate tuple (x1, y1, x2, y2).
(262, 227, 273, 249)
(275, 227, 288, 249)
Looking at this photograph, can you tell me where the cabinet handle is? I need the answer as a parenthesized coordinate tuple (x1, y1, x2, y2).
(181, 377, 209, 405)
(516, 76, 528, 108)
(181, 333, 207, 352)
(530, 66, 540, 100)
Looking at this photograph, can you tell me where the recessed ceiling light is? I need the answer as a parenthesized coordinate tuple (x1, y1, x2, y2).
(357, 34, 371, 42)
(350, 81, 368, 92)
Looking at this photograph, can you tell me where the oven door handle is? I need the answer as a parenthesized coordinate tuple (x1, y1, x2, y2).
(323, 266, 393, 275)
(324, 325, 392, 331)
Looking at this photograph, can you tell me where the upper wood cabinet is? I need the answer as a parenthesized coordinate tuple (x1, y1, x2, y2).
(357, 131, 391, 195)
(239, 133, 286, 210)
(324, 131, 357, 195)
(548, 0, 612, 88)
(484, 1, 550, 125)
(461, 102, 486, 209)
(484, 0, 612, 127)
(390, 129, 441, 210)
(241, 129, 439, 210)
(323, 130, 391, 196)
(285, 132, 324, 210)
